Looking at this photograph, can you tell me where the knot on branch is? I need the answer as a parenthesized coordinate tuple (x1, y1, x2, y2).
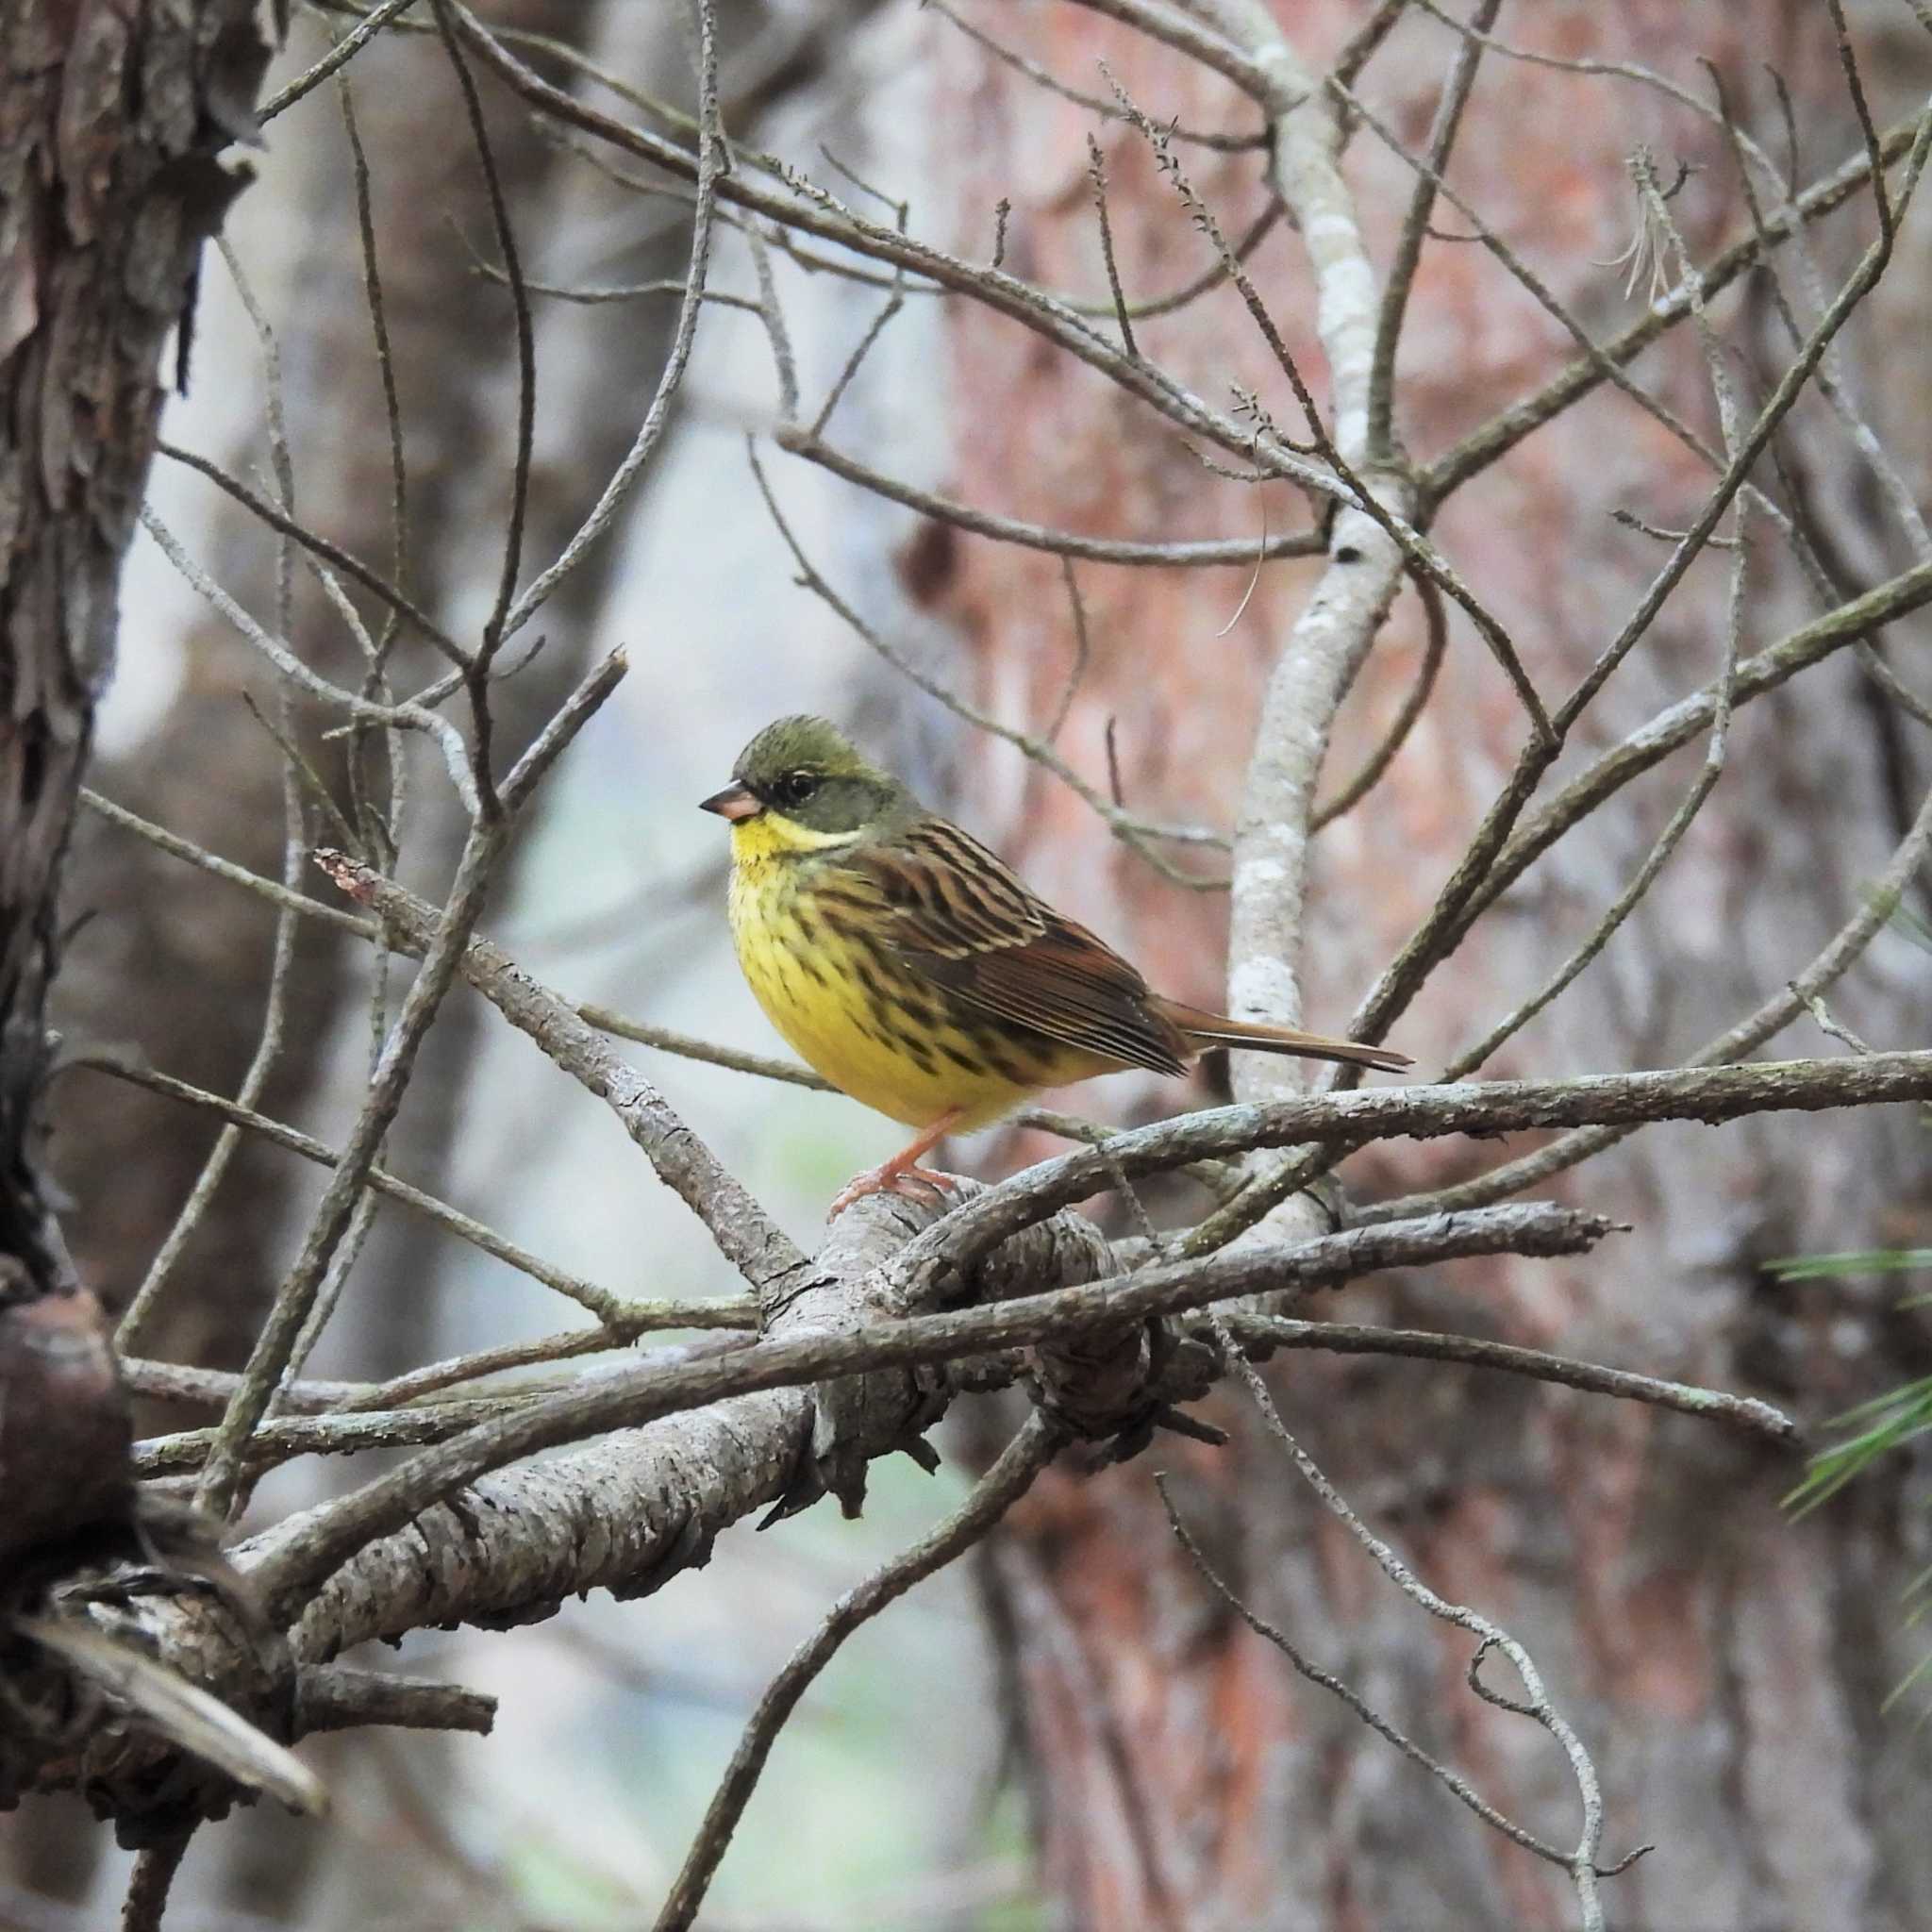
(4, 1583, 288, 1848)
(0, 1488, 319, 1843)
(779, 1184, 1234, 1512)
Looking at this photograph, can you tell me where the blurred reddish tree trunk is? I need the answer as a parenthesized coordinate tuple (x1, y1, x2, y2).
(907, 5, 1932, 1925)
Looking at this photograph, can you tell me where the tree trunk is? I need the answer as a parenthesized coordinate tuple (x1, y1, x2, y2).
(0, 0, 266, 1900)
(0, 0, 266, 1521)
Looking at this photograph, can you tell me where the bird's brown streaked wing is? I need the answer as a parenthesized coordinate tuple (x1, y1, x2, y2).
(851, 818, 1190, 1077)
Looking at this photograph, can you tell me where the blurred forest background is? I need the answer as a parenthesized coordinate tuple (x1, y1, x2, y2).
(7, 0, 1932, 1927)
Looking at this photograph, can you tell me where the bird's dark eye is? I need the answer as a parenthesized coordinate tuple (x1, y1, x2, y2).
(772, 771, 821, 809)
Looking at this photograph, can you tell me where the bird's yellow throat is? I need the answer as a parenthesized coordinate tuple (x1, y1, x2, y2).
(725, 810, 863, 866)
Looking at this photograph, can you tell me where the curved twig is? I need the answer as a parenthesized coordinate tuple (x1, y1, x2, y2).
(653, 1412, 1063, 1929)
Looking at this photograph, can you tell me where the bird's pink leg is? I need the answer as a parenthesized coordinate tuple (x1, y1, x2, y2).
(827, 1109, 966, 1221)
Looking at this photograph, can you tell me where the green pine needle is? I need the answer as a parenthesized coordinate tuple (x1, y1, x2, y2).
(1786, 1376, 1932, 1514)
(1766, 1249, 1932, 1281)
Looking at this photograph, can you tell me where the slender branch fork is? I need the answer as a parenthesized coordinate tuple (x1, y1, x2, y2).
(16, 1, 1927, 1924)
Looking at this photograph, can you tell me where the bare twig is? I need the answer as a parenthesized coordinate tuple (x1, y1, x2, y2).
(190, 650, 627, 1514)
(121, 1833, 193, 1932)
(137, 1401, 509, 1477)
(1086, 134, 1138, 359)
(1156, 1473, 1641, 1880)
(1215, 1314, 1799, 1443)
(1367, 778, 1932, 1222)
(1109, 58, 1555, 750)
(1365, 0, 1501, 453)
(122, 1319, 756, 1419)
(430, 0, 532, 661)
(653, 1412, 1063, 1928)
(1426, 110, 1924, 495)
(336, 60, 411, 668)
(1047, 557, 1093, 742)
(748, 439, 1232, 885)
(343, 1324, 756, 1411)
(443, 8, 1357, 511)
(154, 440, 467, 666)
(465, 257, 761, 313)
(1715, 63, 1931, 568)
(1336, 71, 1726, 498)
(741, 213, 801, 419)
(118, 248, 310, 1352)
(924, 0, 1264, 151)
(123, 1356, 370, 1412)
(776, 429, 1322, 567)
(1797, 990, 1874, 1057)
(111, 774, 301, 1351)
(1319, 490, 1932, 1138)
(194, 815, 509, 1517)
(261, 0, 420, 122)
(137, 503, 481, 814)
(293, 1665, 494, 1738)
(78, 789, 373, 937)
(1329, 0, 1410, 90)
(1435, 143, 1755, 1083)
(1210, 1320, 1629, 1927)
(319, 851, 810, 1300)
(1466, 561, 1932, 948)
(470, 0, 723, 641)
(907, 1049, 1932, 1286)
(1310, 575, 1447, 831)
(1391, 152, 1932, 1089)
(803, 158, 908, 440)
(1064, 201, 1283, 324)
(74, 1058, 666, 1328)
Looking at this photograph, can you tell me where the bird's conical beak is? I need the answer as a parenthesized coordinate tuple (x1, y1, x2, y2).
(700, 782, 762, 822)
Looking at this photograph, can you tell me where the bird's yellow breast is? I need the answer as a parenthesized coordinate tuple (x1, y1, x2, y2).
(724, 818, 1077, 1130)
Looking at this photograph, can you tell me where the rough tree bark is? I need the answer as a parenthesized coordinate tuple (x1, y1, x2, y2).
(0, 0, 267, 1531)
(888, 4, 1932, 1927)
(0, 0, 269, 1908)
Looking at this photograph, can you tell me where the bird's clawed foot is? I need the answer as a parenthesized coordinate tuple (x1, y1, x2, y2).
(826, 1163, 958, 1220)
(826, 1111, 965, 1221)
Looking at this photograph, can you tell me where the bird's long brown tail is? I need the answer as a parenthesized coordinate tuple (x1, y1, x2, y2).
(1151, 997, 1411, 1074)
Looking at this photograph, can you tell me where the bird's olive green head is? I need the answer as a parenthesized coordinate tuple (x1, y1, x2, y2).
(700, 715, 920, 837)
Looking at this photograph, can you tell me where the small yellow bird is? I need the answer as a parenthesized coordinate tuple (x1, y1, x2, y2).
(703, 717, 1409, 1216)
